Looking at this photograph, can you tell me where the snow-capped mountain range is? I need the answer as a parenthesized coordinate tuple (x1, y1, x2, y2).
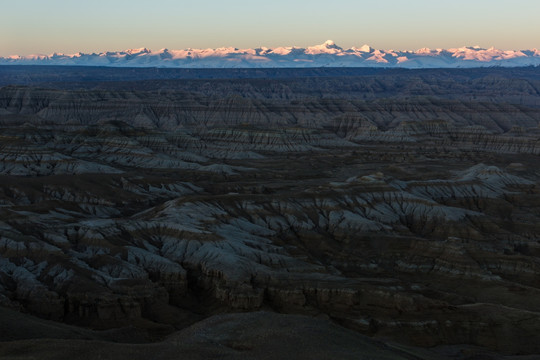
(2, 40, 540, 68)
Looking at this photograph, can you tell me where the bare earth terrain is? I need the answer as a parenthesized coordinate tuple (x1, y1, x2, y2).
(0, 66, 540, 359)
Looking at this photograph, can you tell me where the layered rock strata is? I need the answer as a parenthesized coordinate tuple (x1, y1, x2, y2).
(1, 71, 540, 358)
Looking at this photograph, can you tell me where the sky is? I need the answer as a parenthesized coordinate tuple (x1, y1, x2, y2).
(1, 0, 539, 56)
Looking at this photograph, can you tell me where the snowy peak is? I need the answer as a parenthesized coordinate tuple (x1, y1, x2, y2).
(2, 41, 540, 69)
(323, 40, 339, 48)
(124, 48, 151, 55)
(356, 44, 373, 53)
(306, 40, 343, 54)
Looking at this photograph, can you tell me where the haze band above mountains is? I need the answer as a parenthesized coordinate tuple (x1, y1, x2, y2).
(3, 40, 540, 68)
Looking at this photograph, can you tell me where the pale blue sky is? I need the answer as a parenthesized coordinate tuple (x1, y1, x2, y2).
(1, 0, 539, 56)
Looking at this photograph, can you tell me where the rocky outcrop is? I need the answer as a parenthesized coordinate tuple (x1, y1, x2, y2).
(1, 153, 539, 353)
(1, 70, 540, 356)
(2, 85, 540, 162)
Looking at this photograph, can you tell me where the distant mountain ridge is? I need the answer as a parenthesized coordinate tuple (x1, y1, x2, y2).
(2, 40, 540, 68)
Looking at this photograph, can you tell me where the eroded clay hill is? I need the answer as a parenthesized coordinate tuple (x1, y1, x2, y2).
(0, 68, 540, 359)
